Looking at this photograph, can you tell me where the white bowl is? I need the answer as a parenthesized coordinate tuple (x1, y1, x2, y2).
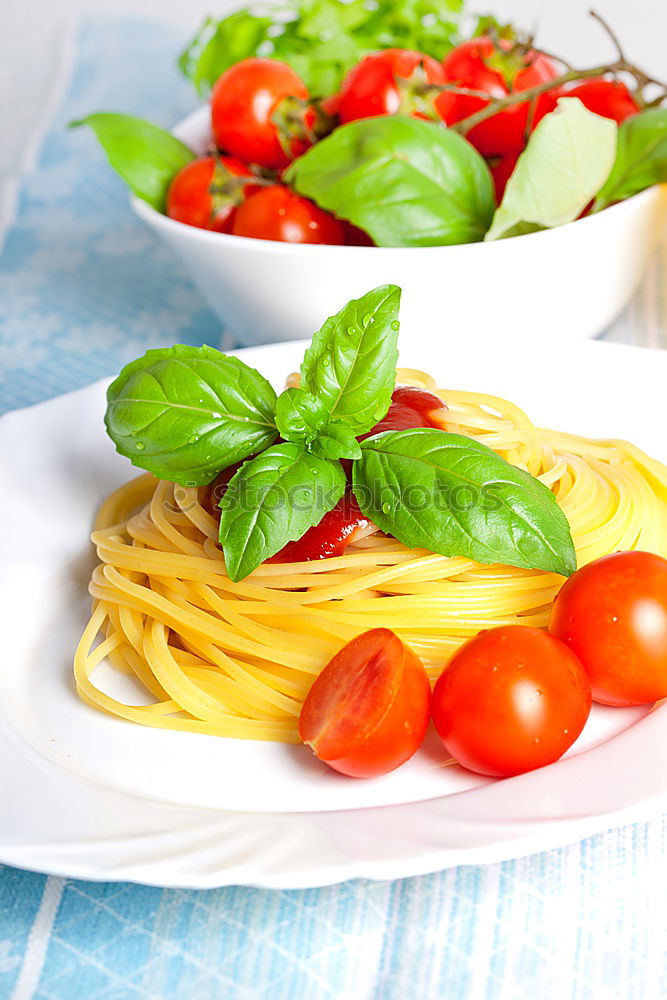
(132, 105, 667, 348)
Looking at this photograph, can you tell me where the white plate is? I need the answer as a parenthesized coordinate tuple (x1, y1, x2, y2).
(2, 336, 667, 889)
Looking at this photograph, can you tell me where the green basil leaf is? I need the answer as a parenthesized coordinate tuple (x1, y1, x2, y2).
(594, 108, 667, 211)
(275, 388, 329, 443)
(105, 346, 278, 486)
(219, 442, 347, 581)
(69, 113, 195, 212)
(300, 284, 401, 435)
(485, 98, 617, 241)
(285, 116, 495, 247)
(179, 0, 463, 96)
(311, 423, 362, 461)
(352, 428, 577, 576)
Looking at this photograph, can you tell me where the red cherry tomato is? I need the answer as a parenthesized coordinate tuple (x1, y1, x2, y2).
(438, 37, 560, 156)
(271, 492, 371, 562)
(299, 628, 431, 777)
(231, 185, 344, 244)
(488, 150, 520, 204)
(338, 48, 446, 124)
(559, 78, 640, 124)
(550, 551, 667, 706)
(431, 625, 591, 777)
(211, 58, 312, 169)
(166, 156, 257, 233)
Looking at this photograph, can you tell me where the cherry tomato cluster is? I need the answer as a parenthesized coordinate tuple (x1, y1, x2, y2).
(299, 550, 667, 779)
(167, 39, 640, 243)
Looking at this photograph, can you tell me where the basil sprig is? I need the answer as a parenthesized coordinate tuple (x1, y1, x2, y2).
(275, 388, 362, 460)
(104, 284, 577, 581)
(352, 429, 576, 576)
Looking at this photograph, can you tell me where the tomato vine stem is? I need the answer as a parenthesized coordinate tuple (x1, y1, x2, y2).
(442, 10, 667, 135)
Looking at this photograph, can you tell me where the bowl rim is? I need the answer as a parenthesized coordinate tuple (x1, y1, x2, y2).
(130, 103, 665, 256)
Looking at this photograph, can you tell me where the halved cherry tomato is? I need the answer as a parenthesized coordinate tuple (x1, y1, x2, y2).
(232, 185, 344, 244)
(299, 628, 431, 777)
(166, 156, 257, 233)
(271, 492, 371, 562)
(431, 625, 591, 777)
(338, 48, 446, 124)
(438, 37, 560, 156)
(550, 551, 667, 706)
(559, 78, 640, 124)
(211, 58, 313, 169)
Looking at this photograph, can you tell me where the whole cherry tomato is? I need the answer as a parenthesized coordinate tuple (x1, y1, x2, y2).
(338, 48, 446, 124)
(550, 551, 667, 706)
(166, 156, 257, 233)
(431, 625, 591, 777)
(231, 185, 344, 244)
(438, 37, 560, 156)
(559, 78, 640, 123)
(211, 58, 313, 169)
(299, 628, 431, 777)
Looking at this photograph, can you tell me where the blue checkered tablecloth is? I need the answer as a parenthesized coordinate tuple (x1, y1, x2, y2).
(2, 16, 667, 999)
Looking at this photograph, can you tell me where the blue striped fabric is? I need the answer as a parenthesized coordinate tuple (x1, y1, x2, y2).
(2, 822, 667, 999)
(2, 16, 667, 999)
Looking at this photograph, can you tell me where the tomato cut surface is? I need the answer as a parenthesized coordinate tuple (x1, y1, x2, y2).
(431, 625, 591, 777)
(550, 550, 667, 706)
(299, 628, 431, 777)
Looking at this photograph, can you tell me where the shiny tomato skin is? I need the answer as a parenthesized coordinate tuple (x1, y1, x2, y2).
(560, 79, 640, 124)
(550, 551, 667, 706)
(231, 185, 344, 244)
(166, 156, 255, 232)
(299, 628, 431, 777)
(431, 625, 591, 777)
(438, 37, 559, 156)
(338, 48, 446, 124)
(211, 58, 310, 169)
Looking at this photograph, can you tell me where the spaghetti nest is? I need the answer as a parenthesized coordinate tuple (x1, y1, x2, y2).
(75, 370, 667, 743)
